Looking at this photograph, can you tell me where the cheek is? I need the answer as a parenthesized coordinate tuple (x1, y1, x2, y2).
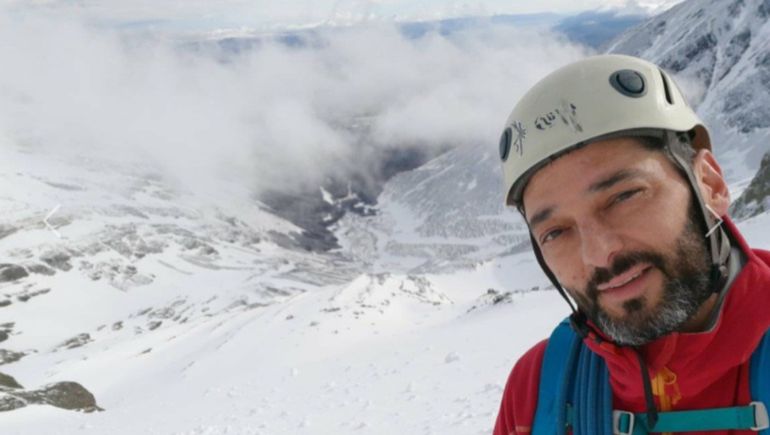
(545, 254, 591, 293)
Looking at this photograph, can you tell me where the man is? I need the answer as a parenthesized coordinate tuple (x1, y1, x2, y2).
(493, 54, 770, 434)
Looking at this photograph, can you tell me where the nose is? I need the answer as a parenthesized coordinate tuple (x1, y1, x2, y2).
(579, 217, 622, 269)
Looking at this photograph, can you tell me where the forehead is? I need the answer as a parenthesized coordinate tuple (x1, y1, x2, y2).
(522, 137, 671, 215)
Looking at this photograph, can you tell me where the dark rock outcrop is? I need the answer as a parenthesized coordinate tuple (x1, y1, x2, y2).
(26, 263, 56, 276)
(0, 264, 28, 283)
(40, 250, 73, 271)
(0, 350, 25, 365)
(731, 152, 770, 220)
(57, 333, 92, 350)
(0, 381, 103, 413)
(0, 372, 23, 389)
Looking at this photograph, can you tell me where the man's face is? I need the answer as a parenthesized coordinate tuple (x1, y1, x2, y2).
(522, 137, 714, 345)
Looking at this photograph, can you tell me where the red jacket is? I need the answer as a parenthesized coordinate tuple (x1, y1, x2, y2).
(493, 217, 770, 435)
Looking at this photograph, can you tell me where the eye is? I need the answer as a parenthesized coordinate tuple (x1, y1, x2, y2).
(541, 228, 564, 245)
(611, 188, 643, 205)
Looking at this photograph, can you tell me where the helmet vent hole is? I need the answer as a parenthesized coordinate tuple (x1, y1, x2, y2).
(499, 127, 512, 161)
(609, 70, 646, 97)
(659, 69, 674, 105)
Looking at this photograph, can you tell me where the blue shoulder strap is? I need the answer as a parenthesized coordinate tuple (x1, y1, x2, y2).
(532, 319, 578, 435)
(750, 328, 770, 435)
(532, 318, 613, 435)
(534, 320, 770, 435)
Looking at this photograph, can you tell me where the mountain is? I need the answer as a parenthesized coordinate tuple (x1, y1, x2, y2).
(608, 0, 770, 183)
(555, 10, 646, 49)
(0, 140, 363, 413)
(731, 151, 770, 219)
(0, 136, 560, 434)
(182, 9, 643, 254)
(335, 143, 530, 274)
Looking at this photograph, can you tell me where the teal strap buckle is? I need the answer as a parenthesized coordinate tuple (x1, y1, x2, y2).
(612, 410, 634, 435)
(612, 402, 770, 434)
(750, 401, 770, 431)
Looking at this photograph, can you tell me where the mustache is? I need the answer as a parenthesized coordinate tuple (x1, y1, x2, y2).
(587, 251, 666, 293)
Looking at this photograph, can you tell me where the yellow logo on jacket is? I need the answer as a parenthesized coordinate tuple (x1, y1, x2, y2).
(651, 366, 682, 435)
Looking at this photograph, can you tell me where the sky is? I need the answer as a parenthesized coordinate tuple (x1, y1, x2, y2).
(2, 0, 685, 32)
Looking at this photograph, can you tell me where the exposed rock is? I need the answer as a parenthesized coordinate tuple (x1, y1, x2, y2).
(16, 288, 51, 303)
(731, 152, 770, 220)
(0, 225, 17, 240)
(40, 250, 73, 271)
(466, 288, 514, 313)
(0, 394, 26, 411)
(0, 264, 28, 283)
(5, 381, 103, 413)
(0, 350, 25, 365)
(0, 331, 8, 343)
(0, 300, 11, 308)
(58, 333, 92, 350)
(0, 372, 23, 389)
(26, 263, 56, 276)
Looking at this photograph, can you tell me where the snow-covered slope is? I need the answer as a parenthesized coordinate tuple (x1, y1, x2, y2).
(608, 0, 770, 182)
(335, 144, 530, 274)
(0, 139, 360, 415)
(0, 136, 566, 434)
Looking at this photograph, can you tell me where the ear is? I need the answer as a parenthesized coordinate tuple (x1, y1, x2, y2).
(692, 149, 730, 216)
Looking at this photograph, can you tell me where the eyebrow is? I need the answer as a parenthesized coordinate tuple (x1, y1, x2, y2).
(527, 169, 645, 229)
(528, 206, 553, 229)
(588, 168, 644, 193)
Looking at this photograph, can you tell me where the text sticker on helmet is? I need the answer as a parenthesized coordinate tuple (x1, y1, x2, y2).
(534, 102, 582, 133)
(512, 121, 526, 156)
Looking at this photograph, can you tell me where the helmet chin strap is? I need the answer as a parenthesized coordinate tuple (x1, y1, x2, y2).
(526, 230, 596, 339)
(663, 130, 730, 293)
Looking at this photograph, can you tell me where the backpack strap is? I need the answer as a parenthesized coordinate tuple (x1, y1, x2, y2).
(532, 319, 580, 435)
(534, 321, 770, 435)
(750, 328, 770, 434)
(611, 403, 769, 434)
(611, 327, 770, 435)
(533, 318, 613, 435)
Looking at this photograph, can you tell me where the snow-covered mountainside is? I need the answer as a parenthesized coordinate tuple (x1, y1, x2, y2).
(0, 141, 358, 415)
(731, 151, 770, 220)
(608, 0, 770, 182)
(0, 138, 562, 434)
(335, 144, 530, 274)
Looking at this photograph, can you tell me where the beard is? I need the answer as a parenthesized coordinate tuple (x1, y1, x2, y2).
(571, 198, 715, 346)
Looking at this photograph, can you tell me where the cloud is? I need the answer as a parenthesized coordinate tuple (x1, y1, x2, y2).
(594, 0, 684, 15)
(0, 11, 588, 198)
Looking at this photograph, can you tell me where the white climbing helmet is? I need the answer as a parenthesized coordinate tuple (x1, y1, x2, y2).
(499, 54, 711, 207)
